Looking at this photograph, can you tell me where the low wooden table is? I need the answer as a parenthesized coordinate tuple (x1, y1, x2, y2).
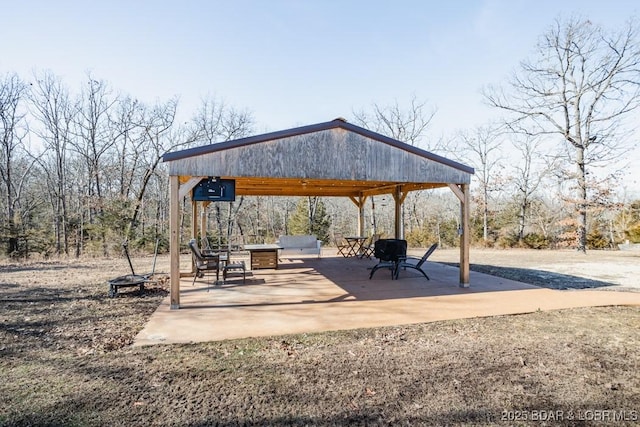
(244, 244, 283, 270)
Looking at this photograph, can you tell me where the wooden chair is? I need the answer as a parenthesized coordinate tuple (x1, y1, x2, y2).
(395, 243, 438, 280)
(334, 234, 350, 257)
(359, 233, 380, 259)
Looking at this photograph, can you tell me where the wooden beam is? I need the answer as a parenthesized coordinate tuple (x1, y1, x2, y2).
(348, 195, 368, 208)
(398, 186, 408, 205)
(169, 175, 180, 309)
(191, 200, 198, 239)
(178, 176, 206, 199)
(448, 183, 464, 202)
(230, 176, 448, 198)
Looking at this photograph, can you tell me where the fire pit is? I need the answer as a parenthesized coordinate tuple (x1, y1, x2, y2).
(108, 274, 147, 297)
(107, 240, 158, 297)
(368, 239, 407, 280)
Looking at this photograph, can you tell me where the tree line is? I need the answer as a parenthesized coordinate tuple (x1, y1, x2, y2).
(1, 16, 640, 259)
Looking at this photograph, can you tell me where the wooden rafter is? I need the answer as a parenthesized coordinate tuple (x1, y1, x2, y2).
(177, 175, 448, 198)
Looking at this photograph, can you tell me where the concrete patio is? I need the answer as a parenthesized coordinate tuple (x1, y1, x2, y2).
(134, 251, 640, 346)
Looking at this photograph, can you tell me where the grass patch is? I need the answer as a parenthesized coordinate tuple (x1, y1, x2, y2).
(1, 257, 639, 425)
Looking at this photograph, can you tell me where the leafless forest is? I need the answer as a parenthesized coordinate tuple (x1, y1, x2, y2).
(2, 17, 640, 259)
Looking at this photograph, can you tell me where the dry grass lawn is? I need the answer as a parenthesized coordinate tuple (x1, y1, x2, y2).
(1, 250, 639, 426)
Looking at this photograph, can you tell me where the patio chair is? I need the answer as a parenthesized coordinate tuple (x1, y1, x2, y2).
(201, 235, 213, 252)
(195, 238, 246, 284)
(395, 243, 438, 280)
(369, 239, 407, 280)
(359, 233, 380, 259)
(334, 234, 350, 257)
(189, 239, 221, 288)
(201, 236, 231, 263)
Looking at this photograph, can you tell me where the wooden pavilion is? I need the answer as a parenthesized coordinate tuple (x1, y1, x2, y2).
(162, 118, 474, 309)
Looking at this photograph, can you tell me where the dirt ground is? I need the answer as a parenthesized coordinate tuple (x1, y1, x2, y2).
(1, 249, 639, 426)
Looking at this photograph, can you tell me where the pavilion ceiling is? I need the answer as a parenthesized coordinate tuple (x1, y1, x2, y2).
(178, 175, 448, 198)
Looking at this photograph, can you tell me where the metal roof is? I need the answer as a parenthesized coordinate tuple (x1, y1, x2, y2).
(163, 118, 474, 175)
(163, 118, 473, 198)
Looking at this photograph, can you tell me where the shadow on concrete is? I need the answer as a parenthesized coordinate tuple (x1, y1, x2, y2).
(180, 256, 544, 311)
(442, 262, 616, 290)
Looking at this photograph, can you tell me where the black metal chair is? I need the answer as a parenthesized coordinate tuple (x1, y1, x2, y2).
(368, 239, 407, 280)
(395, 243, 438, 280)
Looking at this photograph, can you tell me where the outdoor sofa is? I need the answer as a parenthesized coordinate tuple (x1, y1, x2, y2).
(277, 235, 322, 258)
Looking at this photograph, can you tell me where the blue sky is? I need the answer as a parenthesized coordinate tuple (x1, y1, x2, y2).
(2, 0, 639, 143)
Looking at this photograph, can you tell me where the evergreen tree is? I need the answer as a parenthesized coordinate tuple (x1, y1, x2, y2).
(289, 197, 331, 243)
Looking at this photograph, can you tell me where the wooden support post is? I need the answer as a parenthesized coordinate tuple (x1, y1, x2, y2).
(191, 200, 198, 275)
(358, 195, 366, 237)
(200, 203, 207, 243)
(191, 200, 198, 240)
(459, 183, 470, 287)
(393, 186, 406, 239)
(448, 183, 471, 287)
(349, 195, 368, 237)
(169, 175, 180, 309)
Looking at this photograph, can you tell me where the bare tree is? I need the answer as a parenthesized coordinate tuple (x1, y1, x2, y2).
(484, 17, 640, 251)
(353, 96, 437, 236)
(191, 95, 254, 144)
(126, 97, 203, 243)
(71, 74, 119, 255)
(509, 135, 549, 242)
(111, 95, 145, 200)
(30, 70, 75, 255)
(0, 72, 31, 255)
(191, 95, 255, 244)
(352, 95, 435, 146)
(453, 125, 505, 243)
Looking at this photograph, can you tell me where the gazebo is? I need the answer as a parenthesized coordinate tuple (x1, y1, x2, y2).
(162, 118, 474, 309)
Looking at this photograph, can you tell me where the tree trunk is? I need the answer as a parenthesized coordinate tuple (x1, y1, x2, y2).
(483, 186, 489, 242)
(518, 200, 527, 243)
(576, 146, 587, 252)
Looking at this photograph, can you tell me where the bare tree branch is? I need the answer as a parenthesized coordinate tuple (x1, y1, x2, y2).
(483, 16, 640, 251)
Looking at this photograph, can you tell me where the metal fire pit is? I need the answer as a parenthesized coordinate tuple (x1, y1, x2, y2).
(369, 239, 408, 280)
(107, 240, 158, 297)
(108, 274, 147, 297)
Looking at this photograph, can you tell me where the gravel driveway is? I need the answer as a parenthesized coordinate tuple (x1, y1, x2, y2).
(425, 247, 640, 292)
